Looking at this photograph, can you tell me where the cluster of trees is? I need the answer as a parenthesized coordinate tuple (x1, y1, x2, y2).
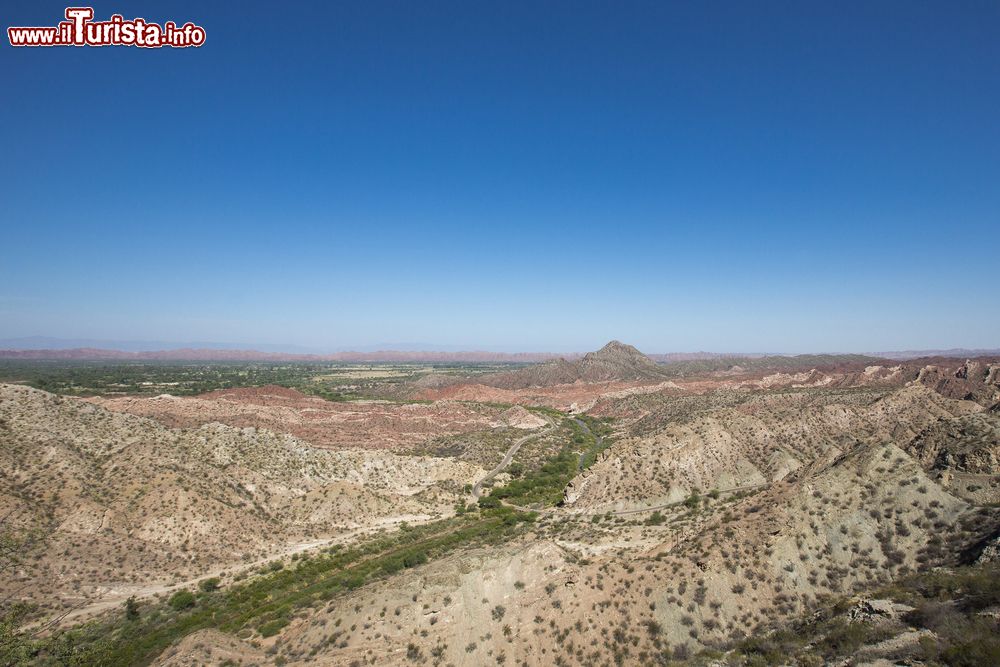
(486, 450, 577, 506)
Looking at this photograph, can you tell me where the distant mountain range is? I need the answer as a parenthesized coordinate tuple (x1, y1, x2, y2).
(0, 337, 995, 363)
(874, 348, 1000, 360)
(0, 336, 324, 354)
(0, 342, 572, 363)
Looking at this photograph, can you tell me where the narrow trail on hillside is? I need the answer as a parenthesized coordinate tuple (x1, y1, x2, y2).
(43, 513, 439, 629)
(472, 422, 555, 499)
(501, 482, 766, 518)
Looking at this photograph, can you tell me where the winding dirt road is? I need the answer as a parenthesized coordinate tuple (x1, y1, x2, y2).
(471, 422, 555, 499)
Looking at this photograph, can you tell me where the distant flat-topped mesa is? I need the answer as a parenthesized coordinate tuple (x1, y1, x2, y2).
(479, 340, 671, 389)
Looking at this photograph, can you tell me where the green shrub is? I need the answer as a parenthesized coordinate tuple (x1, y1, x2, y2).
(406, 643, 422, 660)
(477, 495, 501, 509)
(402, 551, 428, 568)
(258, 617, 289, 638)
(939, 636, 1000, 667)
(168, 590, 195, 611)
(683, 490, 701, 509)
(199, 577, 220, 593)
(645, 511, 666, 526)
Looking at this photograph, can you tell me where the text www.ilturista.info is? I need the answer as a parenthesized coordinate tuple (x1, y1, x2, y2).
(8, 7, 205, 48)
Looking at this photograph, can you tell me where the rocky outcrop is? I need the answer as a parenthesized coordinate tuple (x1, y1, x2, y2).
(479, 341, 670, 389)
(500, 406, 547, 430)
(975, 535, 1000, 564)
(906, 411, 1000, 475)
(847, 598, 914, 624)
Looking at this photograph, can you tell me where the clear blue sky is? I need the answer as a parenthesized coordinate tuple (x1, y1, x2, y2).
(2, 1, 998, 353)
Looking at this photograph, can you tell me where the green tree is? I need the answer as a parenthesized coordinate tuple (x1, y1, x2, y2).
(124, 596, 140, 621)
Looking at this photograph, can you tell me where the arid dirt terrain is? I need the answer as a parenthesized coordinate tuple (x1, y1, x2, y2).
(2, 342, 999, 666)
(84, 384, 511, 451)
(0, 384, 488, 621)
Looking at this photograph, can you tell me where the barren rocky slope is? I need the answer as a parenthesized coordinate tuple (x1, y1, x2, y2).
(566, 384, 983, 512)
(906, 410, 1000, 504)
(0, 384, 483, 618)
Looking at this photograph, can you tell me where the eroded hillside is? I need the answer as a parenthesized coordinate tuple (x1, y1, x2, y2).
(0, 384, 485, 620)
(566, 384, 983, 512)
